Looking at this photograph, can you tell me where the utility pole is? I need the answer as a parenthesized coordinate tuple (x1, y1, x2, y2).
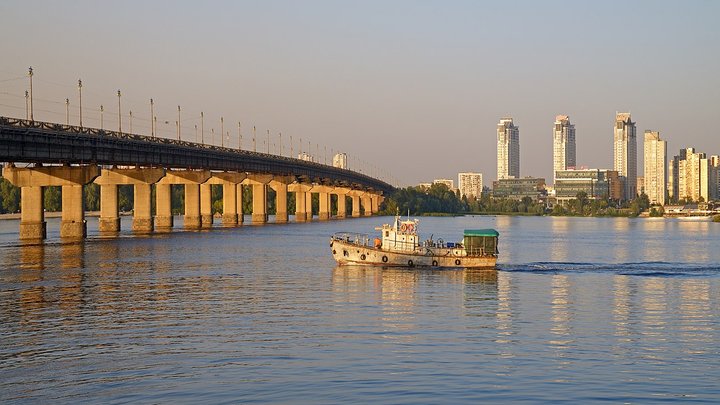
(78, 79, 83, 128)
(150, 98, 155, 137)
(28, 67, 34, 121)
(117, 90, 122, 134)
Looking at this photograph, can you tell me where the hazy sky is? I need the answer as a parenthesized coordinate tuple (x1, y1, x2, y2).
(1, 0, 718, 186)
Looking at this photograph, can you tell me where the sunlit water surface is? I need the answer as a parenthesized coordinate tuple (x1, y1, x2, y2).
(1, 215, 719, 403)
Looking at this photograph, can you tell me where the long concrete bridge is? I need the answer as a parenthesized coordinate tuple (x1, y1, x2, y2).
(0, 116, 393, 240)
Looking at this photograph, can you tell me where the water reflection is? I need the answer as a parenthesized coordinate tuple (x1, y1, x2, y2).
(549, 218, 570, 262)
(549, 275, 573, 349)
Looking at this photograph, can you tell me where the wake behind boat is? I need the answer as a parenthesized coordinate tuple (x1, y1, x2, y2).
(330, 215, 499, 269)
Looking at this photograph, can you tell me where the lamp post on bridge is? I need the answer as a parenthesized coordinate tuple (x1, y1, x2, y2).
(238, 122, 242, 150)
(177, 106, 181, 140)
(27, 66, 34, 121)
(221, 117, 224, 147)
(290, 135, 293, 158)
(201, 111, 204, 144)
(65, 98, 69, 125)
(24, 91, 29, 120)
(266, 130, 270, 154)
(129, 111, 133, 133)
(253, 126, 256, 152)
(195, 124, 198, 143)
(117, 90, 122, 134)
(78, 79, 83, 128)
(279, 132, 282, 156)
(100, 105, 104, 129)
(150, 98, 155, 137)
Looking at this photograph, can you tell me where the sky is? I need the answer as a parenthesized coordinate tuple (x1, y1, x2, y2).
(1, 0, 718, 187)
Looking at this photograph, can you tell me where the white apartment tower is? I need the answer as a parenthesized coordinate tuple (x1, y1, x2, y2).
(458, 172, 483, 198)
(643, 131, 667, 205)
(553, 115, 576, 180)
(678, 147, 708, 202)
(613, 113, 637, 200)
(497, 117, 520, 180)
(332, 152, 348, 169)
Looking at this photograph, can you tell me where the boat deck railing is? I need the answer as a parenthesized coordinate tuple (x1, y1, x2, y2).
(332, 232, 372, 247)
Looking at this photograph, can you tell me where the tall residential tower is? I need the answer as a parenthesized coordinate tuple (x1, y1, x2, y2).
(643, 131, 667, 205)
(553, 115, 576, 180)
(497, 117, 520, 180)
(613, 113, 637, 200)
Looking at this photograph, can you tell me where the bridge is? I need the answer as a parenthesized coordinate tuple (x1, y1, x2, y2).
(0, 116, 394, 240)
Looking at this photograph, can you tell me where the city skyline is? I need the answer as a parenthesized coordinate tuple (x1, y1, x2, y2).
(0, 1, 718, 185)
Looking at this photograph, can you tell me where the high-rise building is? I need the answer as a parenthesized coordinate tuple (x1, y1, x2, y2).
(678, 147, 708, 202)
(613, 112, 637, 200)
(497, 117, 520, 180)
(643, 130, 667, 205)
(711, 155, 720, 200)
(458, 172, 483, 198)
(668, 149, 687, 203)
(553, 115, 576, 181)
(332, 152, 348, 169)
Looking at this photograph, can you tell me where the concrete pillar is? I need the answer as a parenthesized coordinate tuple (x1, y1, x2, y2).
(60, 185, 86, 238)
(20, 186, 46, 240)
(370, 194, 380, 214)
(274, 183, 288, 223)
(351, 195, 361, 218)
(319, 192, 330, 220)
(237, 184, 244, 224)
(336, 194, 347, 219)
(362, 195, 372, 216)
(155, 183, 173, 229)
(252, 184, 268, 223)
(184, 184, 201, 229)
(294, 190, 307, 222)
(306, 192, 313, 220)
(222, 182, 238, 226)
(99, 184, 120, 232)
(200, 183, 213, 227)
(132, 183, 153, 232)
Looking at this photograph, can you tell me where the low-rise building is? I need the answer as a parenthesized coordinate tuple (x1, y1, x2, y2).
(554, 169, 623, 202)
(492, 177, 546, 201)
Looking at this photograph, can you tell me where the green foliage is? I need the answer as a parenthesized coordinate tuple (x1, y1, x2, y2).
(713, 214, 720, 223)
(649, 206, 664, 217)
(43, 186, 62, 212)
(84, 183, 100, 211)
(379, 184, 464, 215)
(118, 185, 133, 212)
(171, 185, 185, 215)
(0, 178, 20, 213)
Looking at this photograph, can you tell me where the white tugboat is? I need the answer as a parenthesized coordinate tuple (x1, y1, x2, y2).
(330, 215, 499, 269)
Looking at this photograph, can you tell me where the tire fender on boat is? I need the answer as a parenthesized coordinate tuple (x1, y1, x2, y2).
(408, 260, 414, 267)
(455, 259, 461, 266)
(432, 260, 438, 267)
(382, 255, 388, 263)
(360, 254, 366, 260)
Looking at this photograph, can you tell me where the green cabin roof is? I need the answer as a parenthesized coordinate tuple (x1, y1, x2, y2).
(464, 229, 499, 237)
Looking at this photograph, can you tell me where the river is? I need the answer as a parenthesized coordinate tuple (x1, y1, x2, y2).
(1, 215, 719, 403)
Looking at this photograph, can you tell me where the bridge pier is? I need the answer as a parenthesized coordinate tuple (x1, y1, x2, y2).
(270, 177, 292, 224)
(156, 170, 211, 230)
(20, 186, 46, 240)
(132, 183, 153, 233)
(222, 183, 238, 226)
(3, 165, 100, 239)
(349, 192, 362, 218)
(334, 188, 350, 219)
(206, 172, 246, 227)
(370, 194, 380, 214)
(289, 183, 311, 222)
(200, 184, 213, 228)
(246, 174, 273, 224)
(362, 195, 373, 217)
(155, 183, 174, 230)
(237, 184, 244, 224)
(306, 191, 314, 220)
(99, 185, 120, 232)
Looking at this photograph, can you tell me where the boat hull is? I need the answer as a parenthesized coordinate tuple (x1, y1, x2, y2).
(330, 239, 497, 269)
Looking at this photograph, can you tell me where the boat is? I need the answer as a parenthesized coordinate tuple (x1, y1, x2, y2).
(330, 215, 499, 269)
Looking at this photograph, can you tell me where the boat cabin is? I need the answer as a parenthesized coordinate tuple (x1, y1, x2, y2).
(462, 229, 499, 257)
(377, 217, 419, 252)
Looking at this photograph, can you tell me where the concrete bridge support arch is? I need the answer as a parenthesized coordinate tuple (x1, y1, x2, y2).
(157, 170, 211, 230)
(94, 167, 165, 233)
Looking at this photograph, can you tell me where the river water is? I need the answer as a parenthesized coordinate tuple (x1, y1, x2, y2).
(1, 215, 719, 403)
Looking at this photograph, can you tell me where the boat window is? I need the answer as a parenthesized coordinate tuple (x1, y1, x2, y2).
(385, 231, 389, 237)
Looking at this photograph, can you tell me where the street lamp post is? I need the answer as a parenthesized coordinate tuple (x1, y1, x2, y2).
(100, 105, 104, 129)
(129, 111, 133, 133)
(267, 130, 270, 154)
(279, 132, 282, 156)
(238, 122, 242, 149)
(221, 117, 224, 147)
(65, 98, 69, 125)
(201, 112, 204, 144)
(117, 90, 122, 134)
(78, 79, 83, 127)
(28, 67, 34, 121)
(290, 135, 293, 158)
(150, 98, 155, 137)
(195, 124, 198, 143)
(24, 91, 29, 120)
(177, 106, 181, 140)
(253, 126, 256, 152)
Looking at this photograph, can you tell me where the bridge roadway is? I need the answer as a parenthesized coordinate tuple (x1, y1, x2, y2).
(0, 116, 393, 240)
